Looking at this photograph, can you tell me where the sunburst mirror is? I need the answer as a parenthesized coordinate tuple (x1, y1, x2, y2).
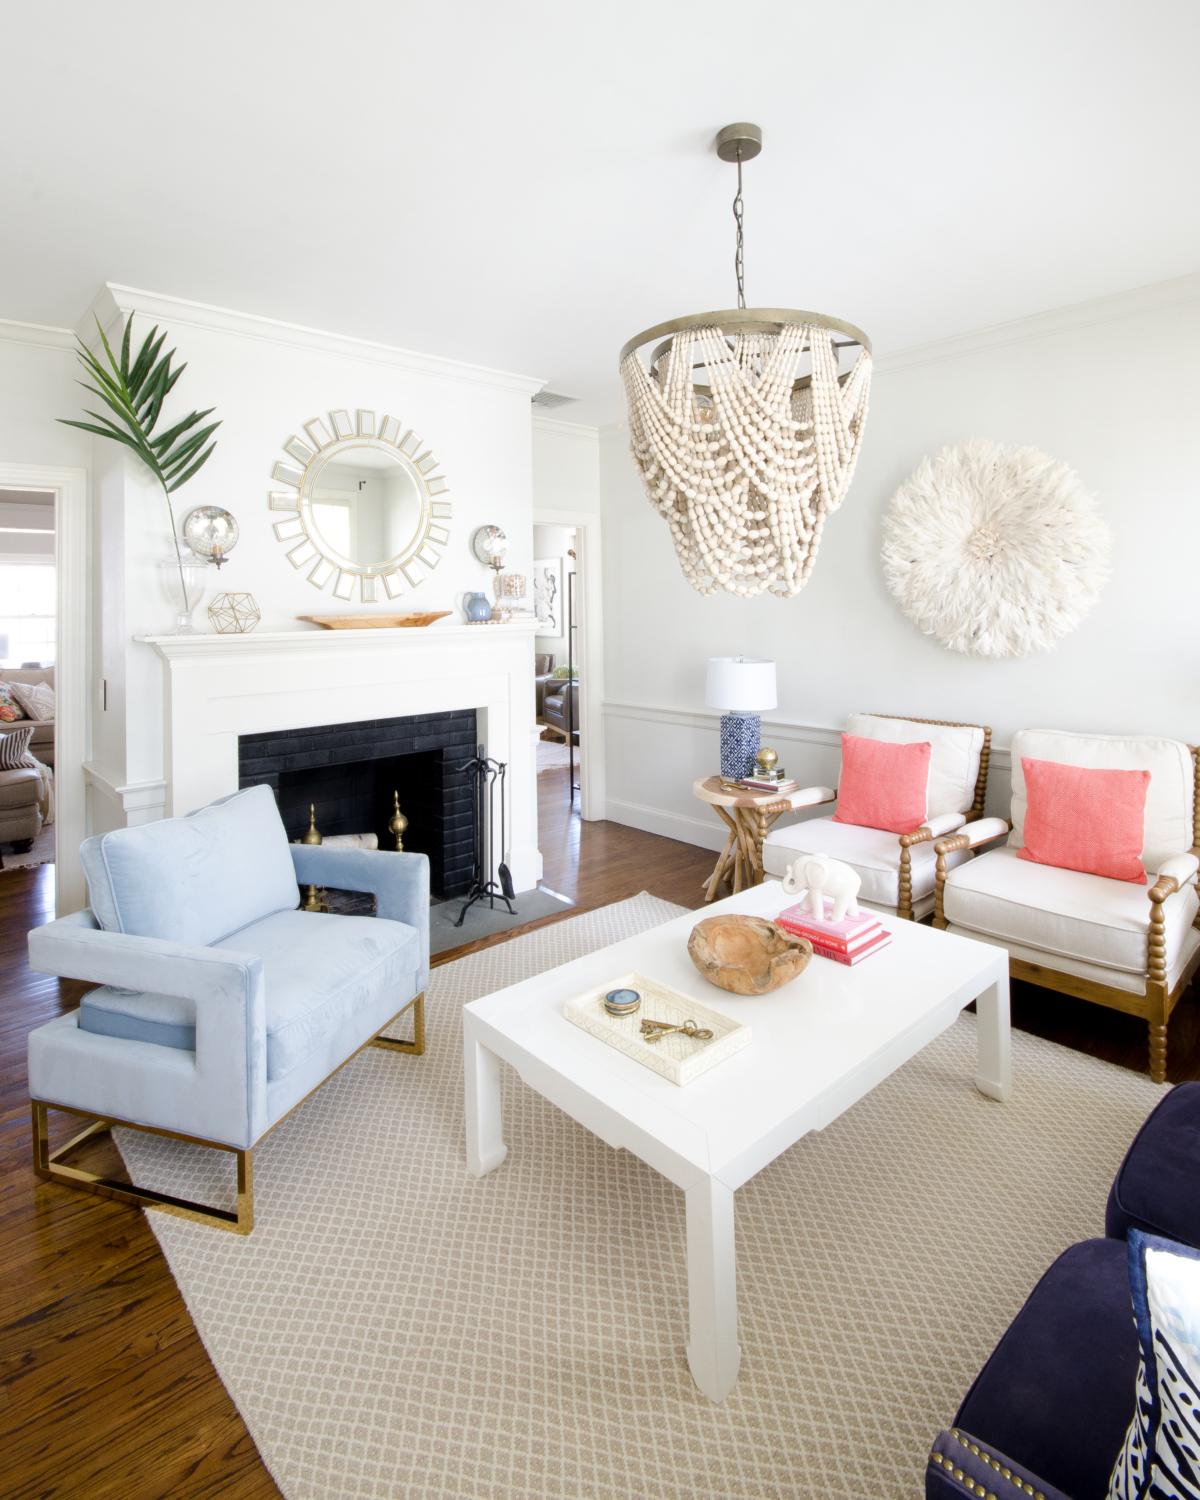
(268, 408, 452, 602)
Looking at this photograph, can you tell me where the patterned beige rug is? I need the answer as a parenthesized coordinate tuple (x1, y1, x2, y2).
(116, 893, 1165, 1500)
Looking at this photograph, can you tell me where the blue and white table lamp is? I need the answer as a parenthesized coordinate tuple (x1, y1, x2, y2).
(705, 657, 777, 780)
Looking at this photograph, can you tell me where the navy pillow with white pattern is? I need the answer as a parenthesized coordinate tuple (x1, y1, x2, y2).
(1108, 1230, 1200, 1499)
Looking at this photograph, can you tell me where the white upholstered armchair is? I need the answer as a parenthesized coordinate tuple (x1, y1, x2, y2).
(761, 713, 993, 921)
(935, 730, 1200, 1084)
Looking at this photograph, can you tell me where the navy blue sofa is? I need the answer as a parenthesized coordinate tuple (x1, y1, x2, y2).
(926, 1081, 1200, 1499)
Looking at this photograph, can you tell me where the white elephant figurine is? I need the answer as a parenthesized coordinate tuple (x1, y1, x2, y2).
(782, 853, 861, 923)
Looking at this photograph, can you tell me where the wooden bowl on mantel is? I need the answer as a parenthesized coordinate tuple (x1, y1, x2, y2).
(687, 915, 812, 996)
(298, 612, 452, 630)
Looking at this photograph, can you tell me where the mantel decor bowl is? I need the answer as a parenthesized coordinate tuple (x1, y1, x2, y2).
(298, 612, 451, 630)
(687, 914, 812, 996)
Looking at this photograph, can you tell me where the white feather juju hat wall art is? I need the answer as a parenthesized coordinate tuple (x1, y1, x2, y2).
(881, 438, 1112, 659)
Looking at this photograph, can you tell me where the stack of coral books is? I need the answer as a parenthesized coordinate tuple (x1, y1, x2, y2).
(776, 898, 892, 966)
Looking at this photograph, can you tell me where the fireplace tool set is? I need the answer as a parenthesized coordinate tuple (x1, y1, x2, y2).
(454, 744, 517, 927)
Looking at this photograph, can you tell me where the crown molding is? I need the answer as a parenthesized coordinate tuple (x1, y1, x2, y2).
(531, 413, 600, 441)
(75, 283, 547, 397)
(0, 317, 76, 352)
(874, 271, 1200, 376)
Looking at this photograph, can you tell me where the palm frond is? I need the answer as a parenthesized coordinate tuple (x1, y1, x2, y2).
(57, 315, 220, 492)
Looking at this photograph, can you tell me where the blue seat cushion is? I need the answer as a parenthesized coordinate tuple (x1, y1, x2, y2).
(953, 1238, 1137, 1500)
(1106, 1080, 1200, 1249)
(79, 910, 418, 1081)
(80, 987, 197, 1050)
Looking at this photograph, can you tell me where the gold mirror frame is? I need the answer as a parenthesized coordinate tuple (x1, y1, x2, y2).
(268, 408, 452, 604)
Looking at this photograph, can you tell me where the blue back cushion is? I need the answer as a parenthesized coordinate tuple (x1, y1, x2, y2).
(79, 784, 300, 946)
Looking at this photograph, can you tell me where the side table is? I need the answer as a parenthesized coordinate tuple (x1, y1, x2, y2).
(692, 776, 835, 902)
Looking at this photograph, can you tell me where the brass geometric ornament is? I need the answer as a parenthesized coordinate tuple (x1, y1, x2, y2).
(269, 407, 453, 605)
(208, 592, 261, 633)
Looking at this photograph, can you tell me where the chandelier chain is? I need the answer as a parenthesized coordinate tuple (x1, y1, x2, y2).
(733, 150, 745, 309)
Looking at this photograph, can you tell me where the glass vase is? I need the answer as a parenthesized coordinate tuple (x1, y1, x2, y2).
(159, 550, 208, 635)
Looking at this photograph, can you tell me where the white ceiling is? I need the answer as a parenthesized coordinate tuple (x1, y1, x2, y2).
(2, 1, 1197, 425)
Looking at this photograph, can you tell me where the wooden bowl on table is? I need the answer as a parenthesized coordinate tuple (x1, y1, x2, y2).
(687, 915, 812, 996)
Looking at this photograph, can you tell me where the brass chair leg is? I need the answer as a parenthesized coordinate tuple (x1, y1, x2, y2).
(369, 991, 426, 1056)
(31, 1100, 254, 1233)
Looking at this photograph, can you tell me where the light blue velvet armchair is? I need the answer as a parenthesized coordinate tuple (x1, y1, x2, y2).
(27, 784, 429, 1233)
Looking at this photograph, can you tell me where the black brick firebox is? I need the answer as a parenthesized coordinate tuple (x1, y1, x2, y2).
(238, 710, 477, 897)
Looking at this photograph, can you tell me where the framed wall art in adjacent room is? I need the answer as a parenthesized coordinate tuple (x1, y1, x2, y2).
(533, 557, 561, 636)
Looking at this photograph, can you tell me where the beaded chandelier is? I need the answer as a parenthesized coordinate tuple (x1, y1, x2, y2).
(620, 124, 873, 598)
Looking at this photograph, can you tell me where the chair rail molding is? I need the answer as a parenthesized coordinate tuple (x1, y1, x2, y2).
(82, 764, 168, 824)
(0, 461, 88, 916)
(601, 700, 1014, 850)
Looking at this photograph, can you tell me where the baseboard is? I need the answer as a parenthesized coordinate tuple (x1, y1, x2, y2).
(604, 797, 727, 852)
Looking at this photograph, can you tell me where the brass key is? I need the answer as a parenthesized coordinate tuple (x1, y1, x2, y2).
(639, 1018, 714, 1044)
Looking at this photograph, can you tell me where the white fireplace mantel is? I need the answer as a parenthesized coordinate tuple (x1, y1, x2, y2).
(134, 621, 543, 892)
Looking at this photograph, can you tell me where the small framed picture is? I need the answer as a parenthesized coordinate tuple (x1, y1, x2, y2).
(533, 557, 561, 636)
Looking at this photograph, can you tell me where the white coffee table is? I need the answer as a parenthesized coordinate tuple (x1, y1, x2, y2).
(462, 883, 1010, 1402)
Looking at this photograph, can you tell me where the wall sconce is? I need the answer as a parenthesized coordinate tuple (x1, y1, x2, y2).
(183, 506, 240, 568)
(471, 525, 508, 577)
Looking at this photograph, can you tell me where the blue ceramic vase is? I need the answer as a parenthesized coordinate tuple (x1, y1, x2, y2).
(464, 592, 492, 623)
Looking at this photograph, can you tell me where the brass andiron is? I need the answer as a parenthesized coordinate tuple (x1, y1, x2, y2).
(301, 803, 324, 911)
(388, 791, 407, 852)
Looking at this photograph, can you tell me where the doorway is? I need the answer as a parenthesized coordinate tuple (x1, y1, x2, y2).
(0, 487, 57, 874)
(530, 507, 603, 829)
(532, 523, 578, 805)
(0, 463, 87, 915)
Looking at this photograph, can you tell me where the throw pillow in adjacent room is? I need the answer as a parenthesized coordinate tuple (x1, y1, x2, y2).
(0, 682, 28, 722)
(7, 680, 54, 721)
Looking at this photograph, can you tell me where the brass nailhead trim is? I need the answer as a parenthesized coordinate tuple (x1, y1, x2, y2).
(943, 1432, 1043, 1500)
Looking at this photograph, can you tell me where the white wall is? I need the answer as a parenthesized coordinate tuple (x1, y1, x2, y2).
(602, 273, 1200, 850)
(531, 416, 600, 514)
(0, 287, 544, 838)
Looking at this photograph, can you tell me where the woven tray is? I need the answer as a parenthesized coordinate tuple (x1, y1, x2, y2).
(563, 970, 750, 1086)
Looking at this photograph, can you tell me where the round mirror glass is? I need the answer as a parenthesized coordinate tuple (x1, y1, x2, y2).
(307, 443, 423, 567)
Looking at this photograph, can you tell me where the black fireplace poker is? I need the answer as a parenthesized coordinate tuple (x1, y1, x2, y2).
(454, 745, 517, 927)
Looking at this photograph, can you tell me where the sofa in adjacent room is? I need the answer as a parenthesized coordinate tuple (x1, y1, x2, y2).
(543, 678, 579, 744)
(534, 653, 557, 721)
(0, 665, 55, 767)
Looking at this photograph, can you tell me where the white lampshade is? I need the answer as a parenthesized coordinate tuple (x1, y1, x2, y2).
(0, 634, 8, 662)
(704, 657, 777, 713)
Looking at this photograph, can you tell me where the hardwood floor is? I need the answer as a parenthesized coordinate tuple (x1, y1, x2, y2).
(3, 768, 1199, 1496)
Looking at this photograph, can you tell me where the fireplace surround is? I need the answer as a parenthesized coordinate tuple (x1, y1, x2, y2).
(133, 622, 542, 895)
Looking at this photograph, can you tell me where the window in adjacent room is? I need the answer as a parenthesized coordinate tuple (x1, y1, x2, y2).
(0, 487, 56, 667)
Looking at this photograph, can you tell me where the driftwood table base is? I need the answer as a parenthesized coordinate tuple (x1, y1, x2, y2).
(692, 777, 834, 904)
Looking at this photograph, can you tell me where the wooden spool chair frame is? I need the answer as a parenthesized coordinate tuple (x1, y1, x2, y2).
(697, 715, 992, 919)
(933, 746, 1200, 1085)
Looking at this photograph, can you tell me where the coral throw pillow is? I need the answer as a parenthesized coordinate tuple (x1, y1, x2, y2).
(1017, 757, 1150, 884)
(833, 733, 931, 835)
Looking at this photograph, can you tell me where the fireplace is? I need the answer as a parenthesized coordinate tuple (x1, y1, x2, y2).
(134, 623, 542, 898)
(238, 709, 477, 897)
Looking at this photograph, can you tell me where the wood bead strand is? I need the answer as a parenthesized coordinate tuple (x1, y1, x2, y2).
(622, 323, 871, 598)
